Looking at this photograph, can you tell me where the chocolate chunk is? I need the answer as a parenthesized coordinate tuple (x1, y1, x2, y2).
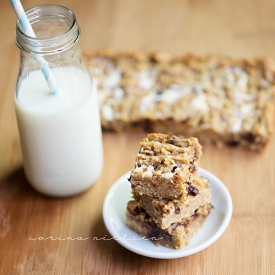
(167, 135, 180, 146)
(175, 207, 180, 214)
(182, 221, 189, 227)
(160, 197, 170, 204)
(242, 133, 256, 142)
(171, 165, 177, 173)
(193, 148, 197, 159)
(132, 206, 142, 216)
(189, 164, 197, 173)
(147, 221, 172, 241)
(141, 119, 153, 132)
(226, 140, 240, 147)
(166, 135, 189, 148)
(192, 209, 199, 217)
(187, 185, 199, 196)
(180, 118, 188, 124)
(167, 117, 174, 121)
(131, 121, 139, 127)
(145, 212, 151, 219)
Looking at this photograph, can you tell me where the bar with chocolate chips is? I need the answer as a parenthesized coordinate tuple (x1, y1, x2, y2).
(126, 200, 212, 249)
(85, 50, 275, 151)
(129, 133, 204, 201)
(125, 134, 212, 249)
(133, 178, 211, 229)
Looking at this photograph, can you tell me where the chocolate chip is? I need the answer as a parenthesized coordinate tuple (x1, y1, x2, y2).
(182, 221, 189, 227)
(180, 118, 188, 124)
(167, 117, 174, 121)
(167, 135, 180, 146)
(192, 209, 199, 217)
(141, 119, 153, 132)
(160, 197, 169, 204)
(147, 221, 172, 242)
(188, 185, 199, 196)
(175, 207, 180, 214)
(189, 165, 197, 173)
(193, 148, 197, 159)
(132, 206, 142, 216)
(171, 165, 177, 173)
(131, 121, 139, 127)
(242, 133, 256, 142)
(226, 140, 239, 147)
(145, 213, 150, 219)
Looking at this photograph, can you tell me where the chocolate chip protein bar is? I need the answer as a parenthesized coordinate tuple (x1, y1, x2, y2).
(126, 134, 212, 249)
(126, 200, 212, 249)
(129, 133, 203, 201)
(133, 179, 211, 229)
(85, 50, 275, 151)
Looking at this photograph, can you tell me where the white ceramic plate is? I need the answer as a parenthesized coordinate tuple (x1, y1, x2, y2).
(102, 168, 232, 259)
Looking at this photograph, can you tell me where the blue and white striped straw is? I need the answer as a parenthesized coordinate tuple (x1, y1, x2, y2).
(10, 0, 59, 95)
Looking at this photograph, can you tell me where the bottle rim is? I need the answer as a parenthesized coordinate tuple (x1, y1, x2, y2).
(15, 4, 80, 55)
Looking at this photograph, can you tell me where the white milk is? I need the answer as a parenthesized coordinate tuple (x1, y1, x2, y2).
(15, 66, 103, 196)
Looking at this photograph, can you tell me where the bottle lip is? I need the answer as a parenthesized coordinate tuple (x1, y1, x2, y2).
(15, 4, 80, 55)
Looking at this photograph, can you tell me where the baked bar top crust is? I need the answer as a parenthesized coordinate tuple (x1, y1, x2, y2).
(126, 200, 211, 249)
(139, 133, 202, 162)
(85, 50, 275, 151)
(129, 134, 204, 200)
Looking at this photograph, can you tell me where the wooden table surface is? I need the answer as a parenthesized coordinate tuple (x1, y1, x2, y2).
(1, 0, 275, 274)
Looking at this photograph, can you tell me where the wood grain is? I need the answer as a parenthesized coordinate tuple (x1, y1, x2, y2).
(0, 0, 275, 274)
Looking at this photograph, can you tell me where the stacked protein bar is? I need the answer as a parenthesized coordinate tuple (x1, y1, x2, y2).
(126, 133, 212, 249)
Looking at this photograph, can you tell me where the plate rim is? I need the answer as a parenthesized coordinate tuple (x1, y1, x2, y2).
(102, 167, 233, 259)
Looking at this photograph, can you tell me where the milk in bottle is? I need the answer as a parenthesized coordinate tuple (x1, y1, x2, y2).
(14, 4, 103, 196)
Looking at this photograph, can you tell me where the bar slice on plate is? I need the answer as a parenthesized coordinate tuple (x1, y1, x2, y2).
(133, 176, 211, 229)
(126, 200, 212, 249)
(126, 134, 212, 249)
(129, 133, 203, 201)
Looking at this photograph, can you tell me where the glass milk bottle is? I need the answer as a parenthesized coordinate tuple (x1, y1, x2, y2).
(13, 4, 103, 196)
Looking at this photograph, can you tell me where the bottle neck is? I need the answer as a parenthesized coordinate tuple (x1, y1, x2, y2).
(15, 4, 80, 56)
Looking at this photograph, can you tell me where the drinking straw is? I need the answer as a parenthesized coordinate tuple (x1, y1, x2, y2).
(10, 0, 59, 95)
